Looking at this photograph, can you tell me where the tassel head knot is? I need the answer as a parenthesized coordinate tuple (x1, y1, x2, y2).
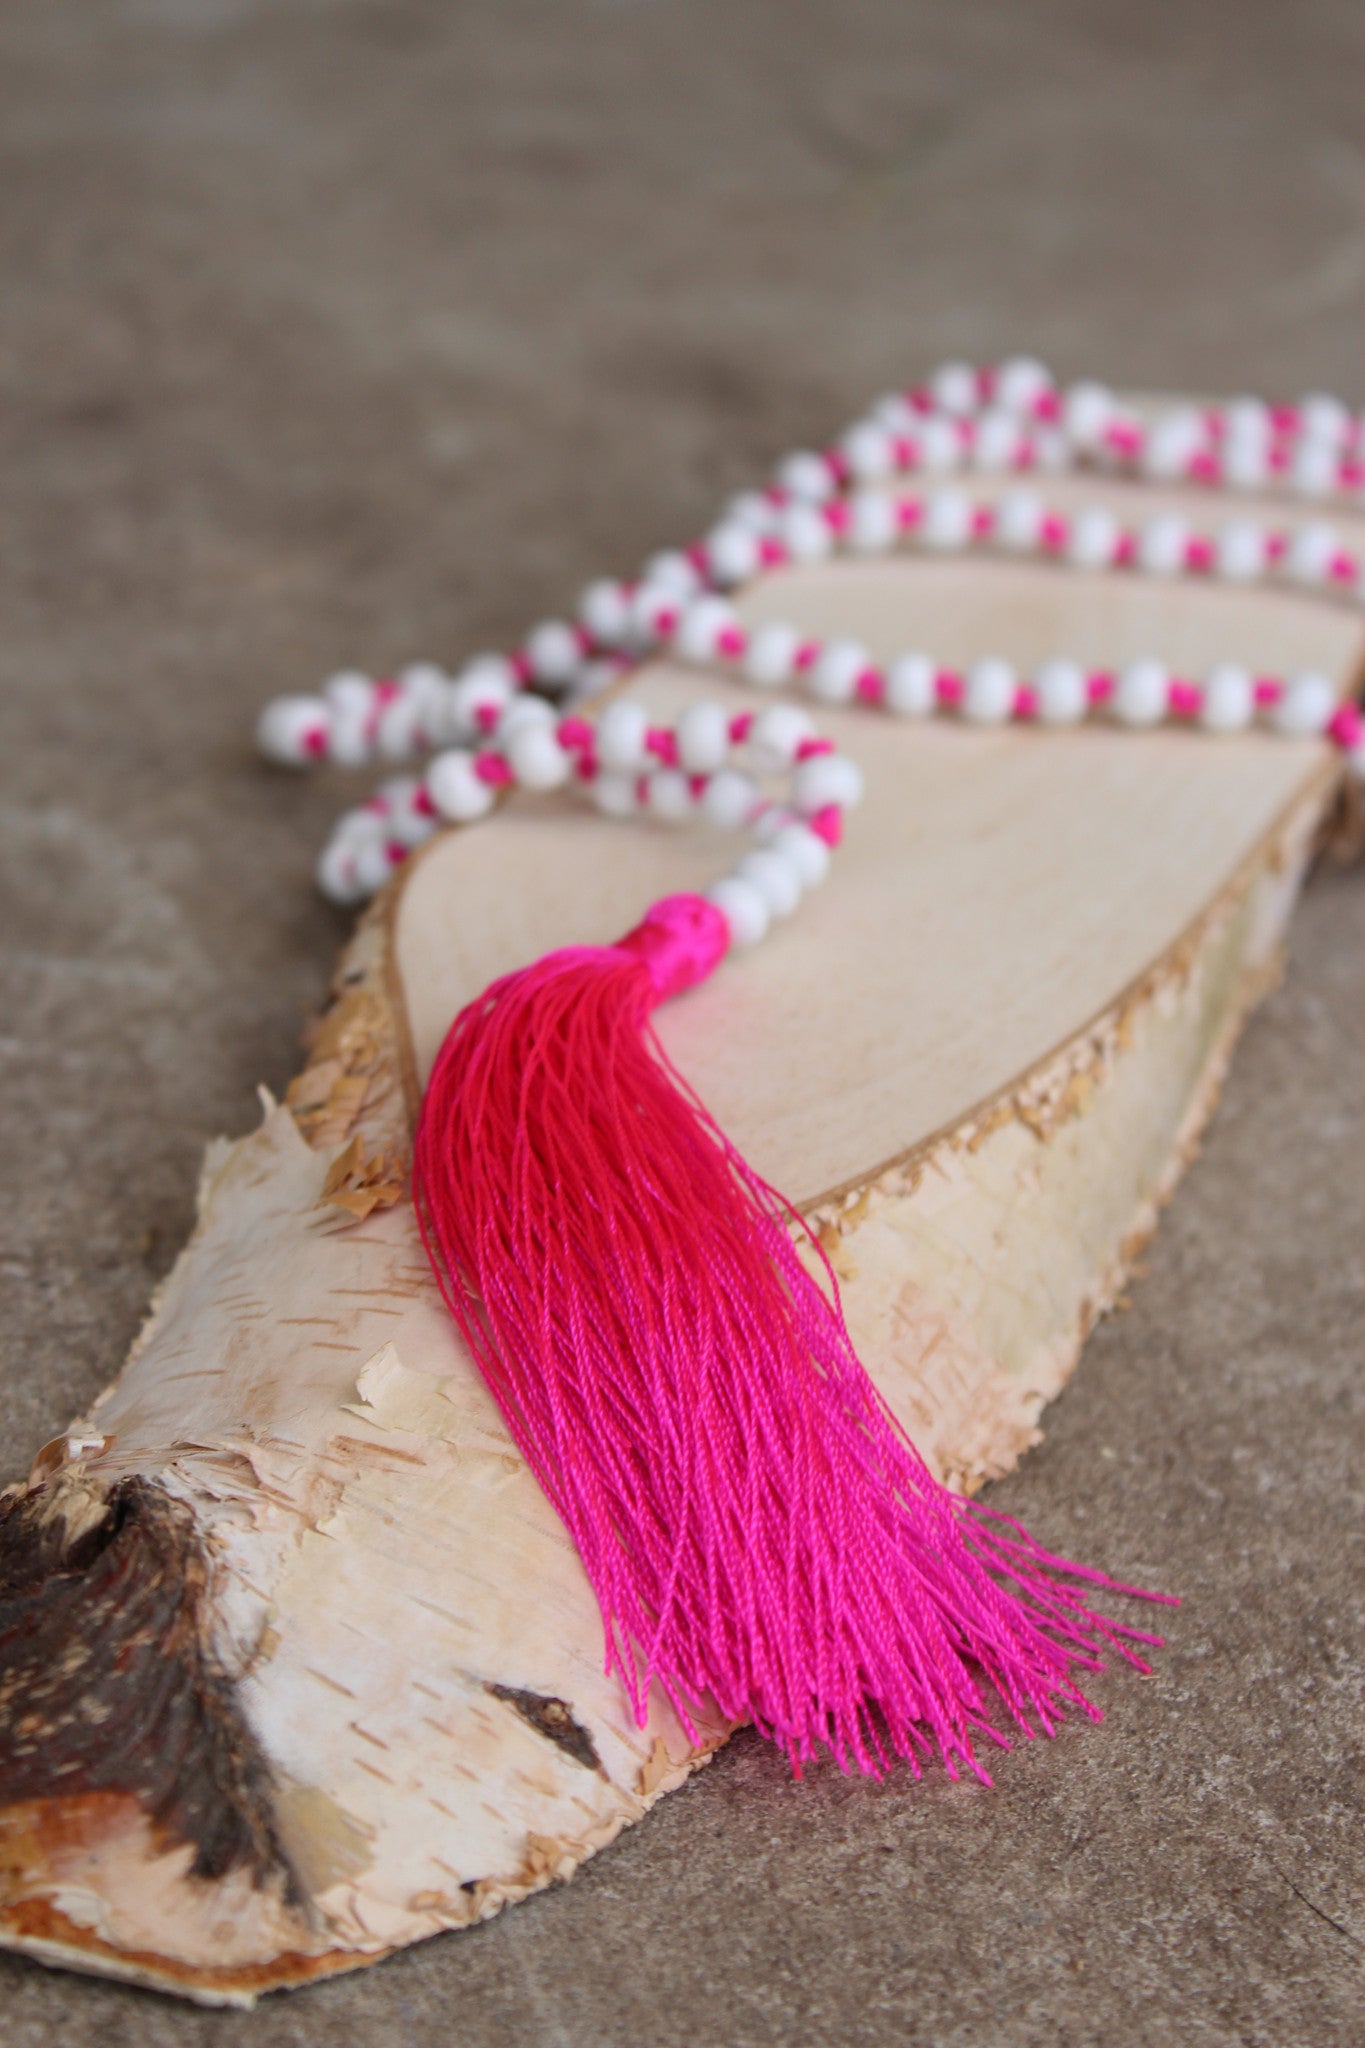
(614, 892, 730, 1003)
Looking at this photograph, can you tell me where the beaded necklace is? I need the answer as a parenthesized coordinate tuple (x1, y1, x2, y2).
(250, 363, 1361, 1780)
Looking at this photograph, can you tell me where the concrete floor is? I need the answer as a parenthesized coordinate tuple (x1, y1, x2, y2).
(2, 1, 1364, 2041)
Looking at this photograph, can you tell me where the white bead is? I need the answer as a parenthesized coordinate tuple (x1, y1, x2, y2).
(1114, 659, 1169, 726)
(1299, 392, 1349, 444)
(705, 523, 760, 588)
(1030, 427, 1069, 472)
(847, 490, 899, 554)
(723, 490, 777, 532)
(701, 769, 759, 830)
(777, 450, 834, 503)
(1068, 506, 1121, 568)
(380, 777, 434, 849)
(674, 595, 737, 663)
(793, 753, 865, 814)
(1273, 672, 1337, 735)
(1142, 408, 1203, 479)
(921, 489, 972, 550)
(1286, 520, 1340, 584)
(591, 772, 640, 818)
(578, 578, 632, 646)
(930, 360, 978, 415)
(449, 657, 516, 735)
(316, 836, 366, 906)
(351, 835, 397, 898)
(885, 653, 936, 718)
(397, 660, 446, 705)
(427, 749, 496, 822)
(971, 410, 1022, 472)
(749, 702, 815, 771)
(1137, 515, 1189, 576)
(707, 875, 770, 948)
(628, 579, 683, 644)
(994, 356, 1053, 413)
(736, 847, 803, 919)
(744, 619, 802, 689)
(1223, 438, 1268, 490)
(770, 819, 831, 887)
(1200, 664, 1254, 733)
(496, 694, 555, 740)
(1292, 441, 1338, 498)
(645, 769, 693, 821)
(994, 489, 1044, 551)
(872, 392, 918, 434)
(677, 701, 731, 774)
(642, 549, 701, 598)
(963, 658, 1017, 724)
(506, 724, 572, 791)
(525, 620, 582, 686)
(596, 699, 652, 772)
(916, 417, 961, 473)
(779, 502, 834, 563)
(375, 693, 425, 761)
(1035, 659, 1088, 725)
(842, 421, 895, 481)
(1224, 397, 1270, 446)
(257, 694, 329, 765)
(810, 638, 869, 705)
(1216, 521, 1267, 581)
(324, 676, 375, 766)
(1062, 381, 1114, 447)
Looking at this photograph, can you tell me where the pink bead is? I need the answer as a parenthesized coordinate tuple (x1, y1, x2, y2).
(758, 536, 788, 568)
(1106, 421, 1143, 457)
(1268, 443, 1290, 475)
(1328, 702, 1364, 749)
(1012, 685, 1038, 720)
(1189, 449, 1219, 483)
(557, 716, 595, 751)
(823, 499, 851, 534)
(1253, 677, 1283, 707)
(809, 804, 844, 846)
(824, 448, 851, 485)
(475, 702, 501, 733)
(896, 496, 922, 531)
(794, 640, 820, 673)
(646, 728, 680, 766)
(935, 669, 964, 706)
(374, 677, 401, 704)
(728, 711, 754, 742)
(855, 666, 886, 704)
(475, 753, 514, 786)
(892, 436, 918, 467)
(652, 606, 679, 637)
(1329, 551, 1358, 583)
(1270, 404, 1297, 433)
(1114, 532, 1137, 567)
(1039, 514, 1069, 551)
(1342, 460, 1365, 489)
(795, 736, 835, 760)
(1267, 530, 1289, 562)
(1035, 388, 1062, 422)
(304, 726, 328, 759)
(1186, 536, 1216, 572)
(575, 751, 598, 782)
(716, 625, 748, 659)
(510, 650, 535, 685)
(1087, 671, 1115, 704)
(685, 542, 709, 573)
(1167, 680, 1202, 719)
(971, 505, 994, 538)
(414, 784, 436, 816)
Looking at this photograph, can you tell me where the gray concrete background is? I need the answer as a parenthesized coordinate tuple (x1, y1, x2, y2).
(2, 2, 1364, 2041)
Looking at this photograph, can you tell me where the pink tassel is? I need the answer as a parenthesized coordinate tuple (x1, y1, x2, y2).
(413, 893, 1171, 1780)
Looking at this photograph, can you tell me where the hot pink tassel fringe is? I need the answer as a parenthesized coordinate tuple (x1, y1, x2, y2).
(413, 892, 1172, 1780)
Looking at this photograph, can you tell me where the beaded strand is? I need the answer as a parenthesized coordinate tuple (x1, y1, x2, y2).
(256, 362, 1365, 925)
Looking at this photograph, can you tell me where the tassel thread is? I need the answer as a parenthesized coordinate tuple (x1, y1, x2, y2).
(414, 893, 1171, 1780)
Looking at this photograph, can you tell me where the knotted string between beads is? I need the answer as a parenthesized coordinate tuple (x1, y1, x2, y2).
(413, 891, 1172, 1780)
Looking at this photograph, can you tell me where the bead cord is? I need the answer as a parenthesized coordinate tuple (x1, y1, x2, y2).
(257, 361, 1365, 931)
